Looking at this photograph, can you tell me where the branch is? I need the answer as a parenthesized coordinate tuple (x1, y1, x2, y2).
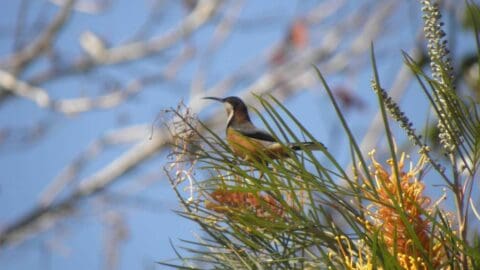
(0, 46, 194, 115)
(0, 69, 52, 108)
(0, 128, 170, 247)
(27, 0, 220, 85)
(0, 1, 394, 248)
(7, 0, 76, 73)
(39, 124, 149, 207)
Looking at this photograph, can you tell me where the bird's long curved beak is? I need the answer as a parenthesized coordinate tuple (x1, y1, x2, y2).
(202, 96, 224, 102)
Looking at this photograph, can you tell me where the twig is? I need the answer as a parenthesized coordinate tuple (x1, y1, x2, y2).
(39, 124, 149, 207)
(8, 0, 75, 73)
(0, 1, 393, 248)
(0, 69, 51, 108)
(27, 0, 221, 85)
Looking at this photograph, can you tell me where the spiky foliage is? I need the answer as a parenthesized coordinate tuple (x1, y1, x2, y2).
(396, 2, 480, 268)
(160, 92, 479, 269)
(161, 2, 480, 269)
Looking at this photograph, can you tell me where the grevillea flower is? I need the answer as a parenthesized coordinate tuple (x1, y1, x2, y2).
(334, 236, 374, 270)
(363, 151, 445, 269)
(421, 0, 460, 153)
(205, 189, 284, 220)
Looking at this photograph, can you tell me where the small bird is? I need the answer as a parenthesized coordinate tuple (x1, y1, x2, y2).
(203, 96, 324, 162)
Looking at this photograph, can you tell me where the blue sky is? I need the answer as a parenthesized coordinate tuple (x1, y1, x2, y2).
(0, 0, 477, 269)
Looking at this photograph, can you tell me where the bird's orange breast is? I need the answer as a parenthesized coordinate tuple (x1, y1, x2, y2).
(226, 128, 287, 162)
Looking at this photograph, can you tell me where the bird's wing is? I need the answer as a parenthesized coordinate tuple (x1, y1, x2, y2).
(233, 125, 277, 143)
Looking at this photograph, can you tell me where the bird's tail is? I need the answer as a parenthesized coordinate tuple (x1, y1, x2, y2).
(289, 142, 326, 151)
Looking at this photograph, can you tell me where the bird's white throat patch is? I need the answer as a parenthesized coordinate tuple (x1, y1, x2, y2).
(225, 102, 234, 126)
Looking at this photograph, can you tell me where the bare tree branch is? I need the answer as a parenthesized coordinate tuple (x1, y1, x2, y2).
(0, 46, 194, 115)
(6, 0, 76, 73)
(0, 1, 394, 248)
(27, 0, 221, 85)
(39, 124, 150, 207)
(0, 69, 52, 108)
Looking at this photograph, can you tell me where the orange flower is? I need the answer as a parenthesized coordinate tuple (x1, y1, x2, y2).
(363, 151, 444, 269)
(205, 189, 284, 220)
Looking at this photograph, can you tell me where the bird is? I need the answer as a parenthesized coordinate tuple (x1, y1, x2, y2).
(203, 96, 324, 163)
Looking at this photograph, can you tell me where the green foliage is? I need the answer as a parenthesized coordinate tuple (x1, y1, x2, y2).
(162, 1, 480, 269)
(462, 2, 480, 31)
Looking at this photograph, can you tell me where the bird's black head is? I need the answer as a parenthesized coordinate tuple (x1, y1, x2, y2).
(203, 96, 251, 126)
(222, 96, 247, 110)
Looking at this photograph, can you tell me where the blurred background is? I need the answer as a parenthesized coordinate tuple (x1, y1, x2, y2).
(0, 0, 477, 269)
